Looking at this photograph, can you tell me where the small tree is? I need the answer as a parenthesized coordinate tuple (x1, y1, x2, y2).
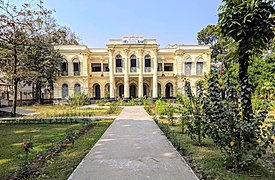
(204, 64, 275, 171)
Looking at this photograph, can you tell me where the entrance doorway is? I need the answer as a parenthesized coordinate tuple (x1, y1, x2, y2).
(94, 84, 100, 99)
(165, 83, 173, 98)
(130, 84, 136, 98)
(119, 85, 124, 98)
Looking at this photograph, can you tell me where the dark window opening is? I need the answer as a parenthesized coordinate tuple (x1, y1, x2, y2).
(164, 63, 173, 71)
(92, 63, 101, 72)
(103, 64, 109, 72)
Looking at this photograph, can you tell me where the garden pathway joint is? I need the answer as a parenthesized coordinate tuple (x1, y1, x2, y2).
(68, 106, 198, 180)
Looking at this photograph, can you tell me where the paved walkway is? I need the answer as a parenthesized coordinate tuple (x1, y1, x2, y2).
(68, 106, 197, 180)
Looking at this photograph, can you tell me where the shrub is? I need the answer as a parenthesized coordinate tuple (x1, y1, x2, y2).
(67, 92, 90, 107)
(204, 66, 275, 170)
(106, 102, 118, 114)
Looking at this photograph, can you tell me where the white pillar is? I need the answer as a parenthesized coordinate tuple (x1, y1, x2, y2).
(138, 49, 143, 98)
(108, 50, 115, 100)
(153, 49, 158, 100)
(124, 49, 130, 100)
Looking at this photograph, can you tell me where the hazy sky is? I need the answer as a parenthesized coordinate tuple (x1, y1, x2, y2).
(41, 0, 221, 47)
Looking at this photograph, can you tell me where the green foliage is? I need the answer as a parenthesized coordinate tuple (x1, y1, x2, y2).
(67, 93, 90, 107)
(155, 99, 165, 115)
(178, 81, 206, 146)
(106, 102, 118, 114)
(163, 101, 175, 126)
(204, 66, 275, 170)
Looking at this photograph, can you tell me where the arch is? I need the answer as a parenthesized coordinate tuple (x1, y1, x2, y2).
(130, 84, 137, 98)
(61, 59, 68, 76)
(196, 57, 204, 75)
(143, 83, 150, 97)
(72, 59, 80, 76)
(158, 83, 162, 97)
(118, 84, 124, 98)
(115, 54, 122, 73)
(144, 54, 151, 72)
(165, 83, 173, 98)
(74, 83, 81, 95)
(93, 83, 101, 99)
(62, 83, 68, 100)
(130, 54, 137, 72)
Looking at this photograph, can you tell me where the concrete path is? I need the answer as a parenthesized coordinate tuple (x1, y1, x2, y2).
(68, 106, 197, 180)
(0, 107, 38, 115)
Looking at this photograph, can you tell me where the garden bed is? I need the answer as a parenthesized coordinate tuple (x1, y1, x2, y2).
(156, 118, 275, 180)
(0, 119, 113, 179)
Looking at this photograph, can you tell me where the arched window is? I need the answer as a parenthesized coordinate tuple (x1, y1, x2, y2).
(93, 84, 101, 99)
(62, 84, 68, 100)
(185, 58, 192, 76)
(144, 55, 151, 72)
(196, 58, 204, 75)
(165, 83, 173, 98)
(73, 59, 80, 76)
(74, 83, 81, 94)
(115, 55, 122, 73)
(61, 59, 68, 76)
(130, 55, 137, 72)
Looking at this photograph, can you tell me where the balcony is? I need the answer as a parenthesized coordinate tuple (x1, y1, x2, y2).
(130, 67, 137, 73)
(144, 67, 151, 72)
(116, 67, 123, 73)
(74, 71, 80, 76)
(61, 71, 68, 76)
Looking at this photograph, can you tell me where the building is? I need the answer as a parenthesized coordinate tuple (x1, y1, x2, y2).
(53, 35, 211, 102)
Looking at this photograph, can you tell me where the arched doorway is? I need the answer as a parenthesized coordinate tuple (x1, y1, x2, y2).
(93, 84, 100, 99)
(143, 83, 150, 97)
(62, 84, 68, 100)
(158, 83, 161, 97)
(165, 83, 173, 98)
(130, 84, 136, 98)
(119, 85, 124, 98)
(74, 83, 81, 95)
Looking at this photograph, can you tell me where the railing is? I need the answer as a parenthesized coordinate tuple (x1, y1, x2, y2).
(144, 67, 151, 72)
(116, 67, 123, 73)
(130, 67, 137, 73)
(61, 71, 68, 76)
(74, 71, 80, 76)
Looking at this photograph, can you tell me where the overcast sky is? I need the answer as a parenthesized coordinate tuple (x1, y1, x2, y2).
(19, 0, 222, 47)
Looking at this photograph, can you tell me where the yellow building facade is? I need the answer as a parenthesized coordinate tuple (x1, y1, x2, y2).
(54, 35, 211, 102)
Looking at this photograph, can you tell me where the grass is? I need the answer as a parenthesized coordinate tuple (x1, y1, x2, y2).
(0, 123, 82, 178)
(19, 105, 122, 118)
(157, 119, 275, 180)
(0, 120, 113, 179)
(32, 119, 113, 180)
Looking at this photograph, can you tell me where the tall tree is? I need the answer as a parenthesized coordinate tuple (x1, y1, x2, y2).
(197, 24, 232, 60)
(219, 0, 275, 121)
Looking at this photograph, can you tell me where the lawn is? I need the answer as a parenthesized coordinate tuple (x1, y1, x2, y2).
(20, 105, 122, 118)
(157, 119, 275, 180)
(0, 120, 113, 179)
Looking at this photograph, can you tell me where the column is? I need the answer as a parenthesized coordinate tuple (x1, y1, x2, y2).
(138, 49, 144, 98)
(108, 50, 115, 101)
(162, 59, 164, 75)
(153, 49, 158, 100)
(100, 60, 103, 76)
(124, 49, 130, 100)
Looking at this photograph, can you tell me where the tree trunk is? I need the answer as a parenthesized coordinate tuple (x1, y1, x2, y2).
(11, 46, 18, 117)
(238, 48, 253, 121)
(35, 81, 42, 104)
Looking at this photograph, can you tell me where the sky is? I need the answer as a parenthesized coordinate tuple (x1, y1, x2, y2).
(30, 0, 222, 47)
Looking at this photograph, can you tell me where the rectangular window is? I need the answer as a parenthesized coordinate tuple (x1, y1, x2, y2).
(185, 62, 192, 75)
(145, 59, 151, 67)
(196, 62, 203, 75)
(164, 63, 173, 71)
(91, 63, 101, 72)
(131, 59, 136, 67)
(158, 63, 162, 71)
(116, 59, 122, 67)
